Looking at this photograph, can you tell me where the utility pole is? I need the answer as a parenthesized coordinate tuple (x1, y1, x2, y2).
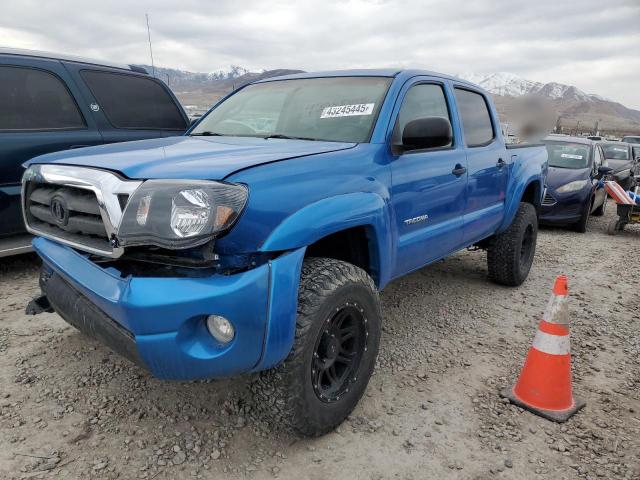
(145, 13, 155, 78)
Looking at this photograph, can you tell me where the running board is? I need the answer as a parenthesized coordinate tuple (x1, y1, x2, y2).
(0, 234, 33, 258)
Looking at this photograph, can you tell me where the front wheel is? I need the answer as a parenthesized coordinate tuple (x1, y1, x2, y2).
(487, 202, 538, 286)
(592, 197, 607, 216)
(572, 199, 592, 233)
(607, 218, 623, 235)
(251, 257, 381, 436)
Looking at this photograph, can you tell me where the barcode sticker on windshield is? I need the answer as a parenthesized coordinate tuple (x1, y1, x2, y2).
(561, 153, 583, 160)
(320, 103, 374, 118)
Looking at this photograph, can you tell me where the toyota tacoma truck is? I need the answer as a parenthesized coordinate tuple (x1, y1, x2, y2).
(23, 69, 547, 436)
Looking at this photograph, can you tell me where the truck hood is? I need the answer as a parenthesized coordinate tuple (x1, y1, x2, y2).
(25, 136, 356, 180)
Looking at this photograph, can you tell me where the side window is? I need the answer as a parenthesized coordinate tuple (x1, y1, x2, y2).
(593, 146, 602, 172)
(80, 70, 187, 130)
(393, 83, 452, 147)
(0, 66, 85, 131)
(454, 88, 494, 147)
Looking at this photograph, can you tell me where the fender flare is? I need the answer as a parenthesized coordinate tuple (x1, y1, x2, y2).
(498, 176, 543, 232)
(259, 192, 393, 287)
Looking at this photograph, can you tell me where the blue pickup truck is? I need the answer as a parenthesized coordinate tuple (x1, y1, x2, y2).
(23, 69, 547, 436)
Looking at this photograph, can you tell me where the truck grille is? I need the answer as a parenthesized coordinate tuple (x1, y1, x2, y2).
(25, 183, 112, 252)
(22, 164, 141, 258)
(542, 192, 557, 206)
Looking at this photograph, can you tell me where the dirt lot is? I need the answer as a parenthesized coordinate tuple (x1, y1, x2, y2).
(1, 200, 639, 480)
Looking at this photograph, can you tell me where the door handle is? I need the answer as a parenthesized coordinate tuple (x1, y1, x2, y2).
(497, 158, 506, 169)
(452, 164, 467, 176)
(69, 145, 90, 149)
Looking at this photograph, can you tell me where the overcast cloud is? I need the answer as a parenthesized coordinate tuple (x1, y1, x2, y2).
(2, 0, 639, 108)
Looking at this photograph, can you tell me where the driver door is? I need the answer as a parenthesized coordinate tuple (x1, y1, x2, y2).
(390, 80, 467, 277)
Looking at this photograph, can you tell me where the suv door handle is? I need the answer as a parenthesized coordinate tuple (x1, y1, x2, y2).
(452, 164, 467, 176)
(69, 145, 90, 149)
(497, 158, 506, 168)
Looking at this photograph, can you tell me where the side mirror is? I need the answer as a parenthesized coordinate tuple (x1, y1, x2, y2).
(402, 117, 452, 151)
(597, 166, 613, 178)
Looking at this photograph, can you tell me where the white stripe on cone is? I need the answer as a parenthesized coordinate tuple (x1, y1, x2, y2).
(542, 295, 569, 325)
(532, 330, 571, 355)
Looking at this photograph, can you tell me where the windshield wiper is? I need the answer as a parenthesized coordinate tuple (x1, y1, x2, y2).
(190, 131, 224, 136)
(263, 134, 320, 141)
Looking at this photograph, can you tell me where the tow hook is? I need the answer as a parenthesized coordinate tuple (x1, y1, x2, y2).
(25, 294, 54, 315)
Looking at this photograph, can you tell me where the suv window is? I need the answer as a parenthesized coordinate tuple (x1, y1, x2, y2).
(80, 70, 186, 130)
(0, 66, 85, 131)
(454, 88, 494, 147)
(394, 83, 452, 147)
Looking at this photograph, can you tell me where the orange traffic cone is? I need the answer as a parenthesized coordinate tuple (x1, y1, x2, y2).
(501, 275, 585, 422)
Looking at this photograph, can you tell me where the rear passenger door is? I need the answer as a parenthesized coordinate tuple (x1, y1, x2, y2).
(453, 86, 507, 244)
(390, 79, 467, 276)
(64, 65, 188, 144)
(0, 58, 103, 237)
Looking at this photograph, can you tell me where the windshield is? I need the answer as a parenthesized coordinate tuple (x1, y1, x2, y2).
(622, 136, 640, 144)
(602, 144, 630, 160)
(544, 141, 591, 169)
(190, 77, 391, 143)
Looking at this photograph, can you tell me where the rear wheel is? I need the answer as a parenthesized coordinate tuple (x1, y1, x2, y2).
(487, 202, 538, 287)
(251, 257, 381, 436)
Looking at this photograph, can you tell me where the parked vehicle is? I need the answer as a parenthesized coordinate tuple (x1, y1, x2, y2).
(540, 136, 610, 232)
(621, 135, 640, 144)
(0, 48, 189, 256)
(601, 142, 637, 189)
(23, 69, 547, 436)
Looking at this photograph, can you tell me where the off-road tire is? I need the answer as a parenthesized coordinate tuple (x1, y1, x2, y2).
(487, 202, 538, 287)
(251, 257, 381, 437)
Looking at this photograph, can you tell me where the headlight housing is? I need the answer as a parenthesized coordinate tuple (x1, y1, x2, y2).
(556, 180, 589, 193)
(118, 180, 248, 249)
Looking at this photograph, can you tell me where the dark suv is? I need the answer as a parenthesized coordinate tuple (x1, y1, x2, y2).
(0, 48, 189, 256)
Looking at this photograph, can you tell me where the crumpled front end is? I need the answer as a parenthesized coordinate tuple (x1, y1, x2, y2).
(33, 237, 304, 380)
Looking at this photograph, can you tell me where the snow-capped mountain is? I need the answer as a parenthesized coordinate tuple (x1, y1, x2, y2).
(457, 72, 608, 103)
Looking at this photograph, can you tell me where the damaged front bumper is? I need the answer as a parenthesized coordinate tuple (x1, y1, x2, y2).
(31, 237, 305, 380)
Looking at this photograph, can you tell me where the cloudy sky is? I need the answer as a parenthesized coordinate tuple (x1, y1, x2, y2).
(2, 0, 639, 108)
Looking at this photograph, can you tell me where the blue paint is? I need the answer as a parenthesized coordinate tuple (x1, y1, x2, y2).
(28, 69, 548, 380)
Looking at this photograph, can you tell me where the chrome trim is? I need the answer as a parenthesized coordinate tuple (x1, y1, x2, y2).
(542, 191, 557, 207)
(22, 164, 142, 258)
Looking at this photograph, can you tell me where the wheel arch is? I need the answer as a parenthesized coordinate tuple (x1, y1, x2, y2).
(259, 192, 393, 288)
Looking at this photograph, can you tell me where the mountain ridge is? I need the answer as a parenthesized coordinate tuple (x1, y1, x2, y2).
(138, 64, 640, 132)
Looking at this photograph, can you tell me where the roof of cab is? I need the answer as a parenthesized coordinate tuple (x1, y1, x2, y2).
(543, 134, 594, 145)
(254, 68, 481, 89)
(0, 47, 148, 74)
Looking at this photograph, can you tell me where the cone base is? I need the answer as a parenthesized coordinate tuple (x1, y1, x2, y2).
(500, 387, 585, 423)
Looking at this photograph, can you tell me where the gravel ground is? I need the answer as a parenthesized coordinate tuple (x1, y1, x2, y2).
(1, 199, 639, 480)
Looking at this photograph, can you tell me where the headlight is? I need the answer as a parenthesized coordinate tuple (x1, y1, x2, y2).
(118, 180, 248, 249)
(556, 180, 589, 193)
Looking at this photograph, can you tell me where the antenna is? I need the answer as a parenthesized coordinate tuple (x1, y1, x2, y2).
(145, 13, 155, 78)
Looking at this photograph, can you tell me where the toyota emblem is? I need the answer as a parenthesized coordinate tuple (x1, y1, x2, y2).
(50, 196, 69, 226)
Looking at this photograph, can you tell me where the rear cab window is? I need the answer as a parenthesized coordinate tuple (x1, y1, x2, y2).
(0, 65, 85, 131)
(80, 70, 187, 130)
(453, 88, 495, 147)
